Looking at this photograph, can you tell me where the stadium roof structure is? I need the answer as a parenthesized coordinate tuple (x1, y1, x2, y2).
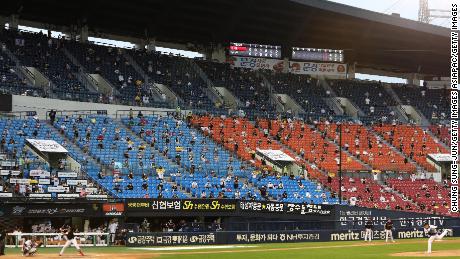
(2, 0, 450, 76)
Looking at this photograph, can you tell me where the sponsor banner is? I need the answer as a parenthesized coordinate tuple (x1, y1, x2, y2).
(58, 193, 80, 199)
(1, 161, 16, 167)
(0, 193, 13, 197)
(5, 203, 100, 217)
(126, 199, 237, 214)
(127, 232, 217, 247)
(29, 170, 50, 178)
(1, 170, 21, 176)
(47, 186, 69, 193)
(29, 193, 52, 199)
(9, 178, 30, 184)
(229, 56, 284, 72)
(102, 203, 125, 216)
(127, 228, 460, 246)
(67, 179, 88, 186)
(126, 199, 332, 217)
(289, 61, 347, 76)
(239, 201, 333, 216)
(335, 206, 457, 230)
(38, 178, 51, 185)
(256, 149, 295, 162)
(58, 172, 78, 178)
(26, 139, 68, 153)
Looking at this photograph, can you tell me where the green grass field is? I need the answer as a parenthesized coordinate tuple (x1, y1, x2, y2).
(5, 238, 460, 259)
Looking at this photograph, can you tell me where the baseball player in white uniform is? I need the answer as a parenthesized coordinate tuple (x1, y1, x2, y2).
(364, 220, 373, 242)
(59, 226, 84, 256)
(423, 223, 452, 254)
(22, 237, 40, 257)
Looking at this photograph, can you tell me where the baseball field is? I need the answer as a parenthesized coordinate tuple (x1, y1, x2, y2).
(4, 238, 460, 259)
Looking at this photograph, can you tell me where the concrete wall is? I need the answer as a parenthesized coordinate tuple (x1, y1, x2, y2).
(336, 97, 359, 118)
(89, 74, 115, 95)
(401, 105, 423, 124)
(11, 95, 174, 119)
(215, 87, 240, 108)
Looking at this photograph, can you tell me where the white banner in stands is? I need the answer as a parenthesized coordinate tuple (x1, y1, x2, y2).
(86, 195, 108, 200)
(26, 139, 68, 153)
(0, 193, 13, 197)
(47, 186, 69, 193)
(1, 161, 16, 167)
(29, 193, 52, 199)
(29, 170, 51, 178)
(289, 61, 347, 76)
(229, 56, 284, 72)
(428, 153, 453, 162)
(9, 178, 30, 184)
(58, 193, 80, 199)
(38, 178, 51, 185)
(76, 187, 98, 194)
(67, 180, 88, 186)
(58, 172, 78, 178)
(256, 149, 295, 161)
(1, 170, 21, 176)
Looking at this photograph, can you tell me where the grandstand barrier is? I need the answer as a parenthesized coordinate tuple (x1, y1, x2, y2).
(1, 199, 459, 226)
(125, 227, 460, 246)
(6, 232, 110, 248)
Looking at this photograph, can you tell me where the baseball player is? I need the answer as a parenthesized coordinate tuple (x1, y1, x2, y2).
(22, 237, 41, 257)
(59, 226, 84, 256)
(364, 219, 373, 242)
(423, 223, 452, 254)
(384, 219, 395, 243)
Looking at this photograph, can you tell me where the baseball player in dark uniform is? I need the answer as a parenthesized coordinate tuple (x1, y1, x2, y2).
(384, 219, 395, 243)
(59, 226, 84, 256)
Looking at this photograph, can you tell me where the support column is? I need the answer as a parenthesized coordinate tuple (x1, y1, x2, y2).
(146, 39, 156, 52)
(79, 25, 89, 43)
(210, 43, 226, 63)
(9, 14, 19, 30)
(283, 58, 289, 73)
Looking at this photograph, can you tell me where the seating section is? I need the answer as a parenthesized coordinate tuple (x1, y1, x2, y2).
(1, 29, 98, 102)
(65, 41, 151, 106)
(0, 28, 454, 216)
(387, 178, 457, 216)
(197, 61, 275, 117)
(54, 115, 187, 198)
(190, 115, 341, 202)
(373, 125, 448, 172)
(0, 117, 104, 198)
(250, 175, 339, 204)
(0, 47, 43, 97)
(430, 124, 450, 146)
(123, 114, 259, 199)
(393, 85, 450, 122)
(316, 123, 416, 172)
(257, 119, 366, 172)
(129, 50, 214, 109)
(319, 175, 413, 211)
(329, 80, 398, 121)
(264, 72, 332, 116)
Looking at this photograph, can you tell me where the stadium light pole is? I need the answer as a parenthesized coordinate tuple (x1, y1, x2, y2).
(338, 122, 342, 204)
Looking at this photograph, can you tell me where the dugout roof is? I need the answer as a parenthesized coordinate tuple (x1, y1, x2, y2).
(2, 0, 451, 76)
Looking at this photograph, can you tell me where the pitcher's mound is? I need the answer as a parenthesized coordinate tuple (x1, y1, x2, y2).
(392, 250, 460, 257)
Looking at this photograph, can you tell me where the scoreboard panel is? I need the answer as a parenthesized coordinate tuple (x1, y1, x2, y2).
(229, 42, 281, 59)
(292, 47, 344, 62)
